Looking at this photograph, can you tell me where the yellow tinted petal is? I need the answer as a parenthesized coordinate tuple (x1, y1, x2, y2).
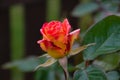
(47, 46, 66, 59)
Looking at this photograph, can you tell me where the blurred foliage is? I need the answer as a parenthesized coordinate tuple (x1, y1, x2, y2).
(72, 0, 120, 34)
(72, 2, 99, 17)
(2, 56, 48, 72)
(9, 4, 25, 80)
(72, 0, 120, 18)
(46, 0, 61, 21)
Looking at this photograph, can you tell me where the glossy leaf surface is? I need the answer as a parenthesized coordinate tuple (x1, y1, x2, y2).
(93, 53, 120, 71)
(74, 65, 107, 80)
(83, 15, 120, 60)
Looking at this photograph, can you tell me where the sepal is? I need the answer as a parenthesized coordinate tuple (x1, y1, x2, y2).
(69, 43, 95, 57)
(34, 57, 57, 71)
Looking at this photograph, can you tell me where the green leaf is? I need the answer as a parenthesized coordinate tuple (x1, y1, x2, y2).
(2, 55, 49, 72)
(72, 2, 99, 17)
(93, 53, 120, 71)
(2, 57, 39, 71)
(73, 65, 107, 80)
(34, 57, 57, 71)
(83, 15, 120, 60)
(106, 71, 120, 80)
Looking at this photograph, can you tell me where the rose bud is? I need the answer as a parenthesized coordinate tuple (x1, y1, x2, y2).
(37, 19, 80, 59)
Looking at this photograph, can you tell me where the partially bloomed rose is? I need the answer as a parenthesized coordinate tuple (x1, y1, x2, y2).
(37, 19, 80, 59)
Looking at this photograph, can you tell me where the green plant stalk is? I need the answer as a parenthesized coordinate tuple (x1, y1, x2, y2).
(46, 0, 61, 21)
(58, 57, 69, 80)
(10, 4, 25, 80)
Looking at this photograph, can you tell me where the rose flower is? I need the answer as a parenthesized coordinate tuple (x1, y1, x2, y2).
(37, 19, 80, 59)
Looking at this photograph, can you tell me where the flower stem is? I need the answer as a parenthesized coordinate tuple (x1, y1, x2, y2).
(85, 60, 94, 68)
(58, 57, 69, 80)
(85, 60, 90, 68)
(63, 67, 69, 80)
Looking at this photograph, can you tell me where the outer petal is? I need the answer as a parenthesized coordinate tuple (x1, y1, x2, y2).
(37, 39, 49, 51)
(62, 18, 71, 35)
(68, 29, 80, 48)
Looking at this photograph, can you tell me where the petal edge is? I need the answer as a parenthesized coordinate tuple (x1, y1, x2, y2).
(68, 29, 80, 47)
